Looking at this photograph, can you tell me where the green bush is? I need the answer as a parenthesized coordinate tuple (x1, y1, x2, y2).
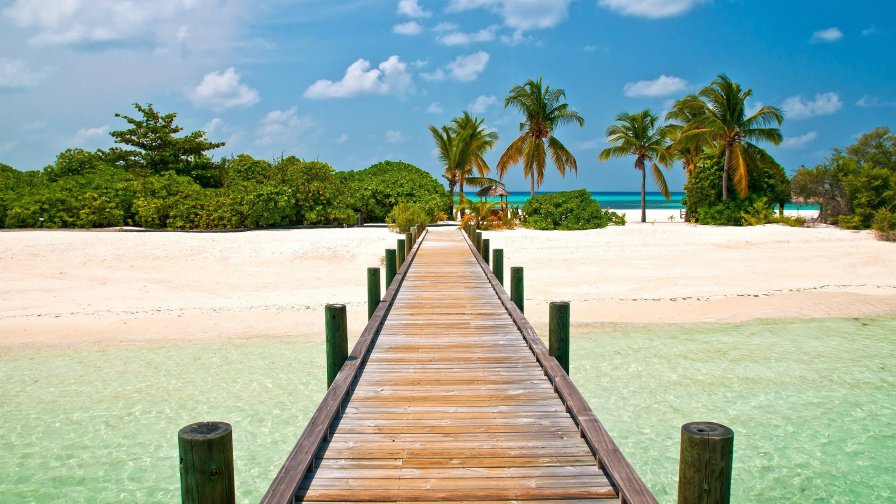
(522, 189, 622, 230)
(696, 199, 750, 226)
(386, 202, 429, 233)
(872, 209, 896, 241)
(339, 160, 449, 222)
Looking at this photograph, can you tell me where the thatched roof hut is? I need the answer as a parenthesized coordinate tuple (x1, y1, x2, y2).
(476, 185, 509, 210)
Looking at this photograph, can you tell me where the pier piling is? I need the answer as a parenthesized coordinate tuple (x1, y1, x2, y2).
(511, 266, 524, 313)
(367, 267, 381, 319)
(178, 421, 235, 504)
(325, 304, 348, 388)
(678, 422, 734, 504)
(549, 301, 571, 374)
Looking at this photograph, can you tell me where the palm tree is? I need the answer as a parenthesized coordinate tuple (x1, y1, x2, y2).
(497, 77, 584, 196)
(429, 124, 471, 218)
(451, 112, 499, 196)
(600, 110, 673, 223)
(665, 98, 710, 177)
(671, 74, 783, 199)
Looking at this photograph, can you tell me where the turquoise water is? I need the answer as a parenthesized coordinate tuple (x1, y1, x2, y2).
(462, 191, 819, 211)
(2, 318, 893, 502)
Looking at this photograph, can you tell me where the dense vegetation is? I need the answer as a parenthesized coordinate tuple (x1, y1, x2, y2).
(792, 127, 896, 240)
(522, 189, 624, 230)
(0, 104, 448, 230)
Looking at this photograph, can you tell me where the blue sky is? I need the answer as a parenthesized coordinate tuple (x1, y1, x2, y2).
(1, 0, 894, 192)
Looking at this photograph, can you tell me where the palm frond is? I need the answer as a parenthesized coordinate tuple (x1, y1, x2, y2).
(650, 162, 671, 199)
(728, 144, 750, 198)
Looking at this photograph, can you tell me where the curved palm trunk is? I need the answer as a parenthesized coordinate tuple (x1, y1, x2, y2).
(458, 181, 466, 217)
(723, 144, 731, 200)
(447, 181, 457, 219)
(530, 172, 535, 197)
(640, 167, 647, 223)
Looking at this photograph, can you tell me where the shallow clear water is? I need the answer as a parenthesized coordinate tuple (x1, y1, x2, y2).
(2, 318, 893, 503)
(461, 191, 819, 211)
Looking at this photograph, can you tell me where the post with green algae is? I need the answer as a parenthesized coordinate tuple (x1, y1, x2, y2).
(678, 422, 734, 504)
(482, 238, 490, 266)
(510, 266, 524, 313)
(405, 232, 413, 256)
(325, 304, 348, 388)
(549, 302, 570, 374)
(475, 231, 483, 255)
(367, 267, 381, 319)
(178, 421, 235, 504)
(397, 239, 406, 268)
(492, 249, 504, 285)
(385, 249, 396, 287)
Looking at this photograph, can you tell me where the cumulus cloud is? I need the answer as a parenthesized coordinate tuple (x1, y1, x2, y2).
(385, 130, 404, 143)
(437, 26, 498, 45)
(810, 27, 843, 43)
(0, 57, 51, 89)
(393, 21, 423, 35)
(304, 56, 413, 99)
(71, 125, 110, 146)
(397, 0, 431, 18)
(188, 67, 259, 111)
(781, 92, 842, 119)
(420, 68, 446, 81)
(446, 0, 571, 38)
(598, 0, 707, 18)
(469, 95, 498, 113)
(781, 131, 818, 149)
(577, 137, 607, 150)
(446, 51, 490, 81)
(255, 107, 315, 146)
(426, 102, 444, 113)
(856, 95, 896, 108)
(861, 26, 881, 37)
(623, 75, 688, 97)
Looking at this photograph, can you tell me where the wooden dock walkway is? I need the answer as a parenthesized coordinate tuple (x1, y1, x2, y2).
(261, 227, 656, 503)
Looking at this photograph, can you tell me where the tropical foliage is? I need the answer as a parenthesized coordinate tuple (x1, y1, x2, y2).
(497, 77, 584, 196)
(521, 189, 624, 230)
(338, 160, 449, 224)
(429, 112, 498, 218)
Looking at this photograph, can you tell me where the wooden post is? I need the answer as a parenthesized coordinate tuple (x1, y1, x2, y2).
(482, 238, 490, 266)
(475, 231, 483, 255)
(405, 232, 412, 256)
(385, 249, 396, 287)
(678, 422, 734, 504)
(493, 249, 504, 285)
(510, 266, 524, 313)
(397, 239, 406, 268)
(367, 267, 381, 319)
(549, 302, 570, 375)
(178, 421, 235, 504)
(325, 304, 348, 388)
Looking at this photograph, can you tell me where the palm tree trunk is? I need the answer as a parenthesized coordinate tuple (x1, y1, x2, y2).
(723, 144, 730, 200)
(640, 167, 647, 223)
(448, 181, 456, 219)
(530, 172, 535, 198)
(458, 181, 465, 217)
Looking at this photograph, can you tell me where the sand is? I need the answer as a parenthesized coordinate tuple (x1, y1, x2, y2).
(2, 214, 895, 349)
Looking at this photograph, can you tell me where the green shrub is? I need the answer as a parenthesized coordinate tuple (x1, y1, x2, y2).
(872, 209, 896, 241)
(522, 189, 622, 230)
(770, 215, 807, 227)
(741, 197, 775, 226)
(387, 202, 429, 233)
(696, 199, 750, 226)
(339, 160, 449, 222)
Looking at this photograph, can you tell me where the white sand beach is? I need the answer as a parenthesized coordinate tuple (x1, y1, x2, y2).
(2, 218, 895, 350)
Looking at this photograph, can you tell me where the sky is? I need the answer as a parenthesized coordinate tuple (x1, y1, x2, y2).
(1, 0, 895, 193)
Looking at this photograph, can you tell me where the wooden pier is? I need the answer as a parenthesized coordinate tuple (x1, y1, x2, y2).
(261, 227, 656, 503)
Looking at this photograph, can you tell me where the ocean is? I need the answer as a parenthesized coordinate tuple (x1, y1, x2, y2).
(462, 191, 819, 211)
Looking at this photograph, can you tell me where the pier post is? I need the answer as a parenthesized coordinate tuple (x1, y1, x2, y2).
(385, 249, 396, 287)
(367, 267, 381, 319)
(325, 304, 348, 388)
(178, 421, 235, 504)
(482, 239, 490, 266)
(405, 232, 413, 256)
(397, 239, 406, 268)
(549, 302, 570, 374)
(475, 231, 483, 255)
(493, 249, 504, 285)
(678, 422, 734, 504)
(510, 266, 524, 313)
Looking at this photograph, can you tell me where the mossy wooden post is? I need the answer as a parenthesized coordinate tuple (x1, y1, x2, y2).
(178, 421, 235, 504)
(678, 422, 734, 504)
(549, 301, 570, 375)
(367, 267, 381, 319)
(510, 266, 524, 313)
(493, 249, 504, 285)
(404, 232, 412, 256)
(397, 239, 406, 268)
(482, 238, 490, 266)
(385, 249, 396, 287)
(475, 231, 483, 255)
(325, 304, 348, 388)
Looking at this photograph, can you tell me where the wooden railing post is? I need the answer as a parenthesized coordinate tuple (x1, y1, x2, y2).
(397, 239, 406, 268)
(385, 249, 396, 287)
(367, 267, 381, 319)
(179, 421, 235, 504)
(481, 238, 490, 266)
(475, 231, 483, 255)
(678, 422, 734, 504)
(510, 266, 524, 313)
(325, 304, 348, 388)
(549, 302, 570, 375)
(492, 249, 504, 285)
(404, 232, 413, 256)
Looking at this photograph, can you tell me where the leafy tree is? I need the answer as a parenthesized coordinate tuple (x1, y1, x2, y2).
(429, 124, 471, 218)
(43, 149, 112, 181)
(272, 157, 355, 225)
(221, 154, 274, 187)
(339, 160, 449, 222)
(599, 110, 673, 223)
(451, 112, 499, 195)
(497, 77, 584, 196)
(522, 189, 623, 230)
(669, 75, 783, 199)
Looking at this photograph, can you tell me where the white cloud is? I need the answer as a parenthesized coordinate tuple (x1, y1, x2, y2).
(598, 0, 707, 18)
(577, 137, 606, 150)
(334, 133, 348, 144)
(188, 67, 259, 111)
(71, 125, 110, 146)
(385, 130, 404, 143)
(857, 95, 896, 108)
(437, 26, 498, 45)
(810, 27, 843, 43)
(781, 92, 842, 119)
(421, 68, 446, 81)
(446, 0, 571, 38)
(0, 58, 51, 89)
(433, 22, 459, 32)
(426, 102, 444, 113)
(862, 26, 881, 37)
(469, 95, 498, 113)
(255, 107, 315, 146)
(623, 75, 688, 97)
(397, 0, 431, 18)
(393, 21, 423, 35)
(447, 51, 490, 81)
(304, 55, 413, 99)
(781, 131, 818, 149)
